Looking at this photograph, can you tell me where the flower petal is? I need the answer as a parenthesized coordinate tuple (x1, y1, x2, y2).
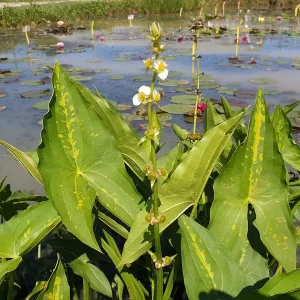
(132, 94, 141, 106)
(158, 69, 168, 80)
(139, 85, 151, 96)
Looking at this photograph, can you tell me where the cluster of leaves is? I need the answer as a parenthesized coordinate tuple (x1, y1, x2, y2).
(1, 62, 300, 299)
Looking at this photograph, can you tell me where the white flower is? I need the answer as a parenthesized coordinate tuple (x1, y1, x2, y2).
(133, 85, 151, 106)
(153, 59, 168, 80)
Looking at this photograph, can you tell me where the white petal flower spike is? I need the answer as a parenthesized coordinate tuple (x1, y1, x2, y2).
(132, 85, 151, 106)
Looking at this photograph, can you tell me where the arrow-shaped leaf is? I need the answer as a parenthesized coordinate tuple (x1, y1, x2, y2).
(38, 63, 142, 250)
(209, 88, 296, 272)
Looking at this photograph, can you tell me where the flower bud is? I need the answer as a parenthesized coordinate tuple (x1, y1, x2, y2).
(145, 130, 156, 140)
(145, 214, 152, 222)
(159, 215, 166, 223)
(148, 171, 157, 181)
(150, 22, 162, 40)
(160, 45, 167, 51)
(159, 168, 167, 177)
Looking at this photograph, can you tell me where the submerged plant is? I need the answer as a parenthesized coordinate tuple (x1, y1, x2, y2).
(1, 23, 300, 300)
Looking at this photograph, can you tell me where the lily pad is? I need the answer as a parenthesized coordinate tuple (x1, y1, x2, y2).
(171, 95, 197, 104)
(20, 80, 45, 86)
(114, 57, 130, 61)
(158, 79, 189, 87)
(164, 55, 177, 61)
(168, 71, 183, 78)
(132, 76, 153, 82)
(159, 104, 194, 114)
(198, 81, 221, 90)
(228, 82, 241, 86)
(32, 100, 49, 110)
(0, 92, 7, 98)
(250, 77, 276, 84)
(20, 89, 51, 99)
(275, 59, 289, 65)
(109, 76, 124, 80)
(96, 69, 112, 73)
(116, 103, 132, 111)
(71, 76, 93, 82)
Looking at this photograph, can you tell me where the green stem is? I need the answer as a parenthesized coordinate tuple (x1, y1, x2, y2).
(193, 54, 201, 135)
(83, 278, 90, 300)
(38, 243, 41, 259)
(7, 272, 14, 300)
(147, 52, 163, 300)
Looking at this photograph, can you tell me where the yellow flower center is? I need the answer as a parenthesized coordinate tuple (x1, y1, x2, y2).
(144, 58, 152, 68)
(157, 62, 165, 73)
(138, 92, 146, 101)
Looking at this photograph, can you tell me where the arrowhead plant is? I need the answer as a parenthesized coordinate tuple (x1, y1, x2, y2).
(0, 23, 300, 300)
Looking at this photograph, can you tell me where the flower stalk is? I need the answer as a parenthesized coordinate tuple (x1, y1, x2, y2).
(133, 22, 168, 300)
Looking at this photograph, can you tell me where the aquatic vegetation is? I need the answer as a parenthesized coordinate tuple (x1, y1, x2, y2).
(2, 21, 300, 300)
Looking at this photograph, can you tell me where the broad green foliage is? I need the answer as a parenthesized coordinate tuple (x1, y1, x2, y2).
(38, 63, 142, 250)
(179, 215, 253, 300)
(0, 201, 60, 258)
(0, 257, 22, 284)
(119, 110, 245, 265)
(37, 259, 70, 300)
(272, 105, 300, 170)
(0, 140, 43, 184)
(238, 269, 300, 299)
(209, 88, 296, 271)
(1, 59, 300, 300)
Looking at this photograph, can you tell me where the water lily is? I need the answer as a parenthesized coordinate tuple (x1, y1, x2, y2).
(56, 42, 64, 50)
(153, 59, 168, 80)
(133, 85, 151, 106)
(197, 102, 206, 112)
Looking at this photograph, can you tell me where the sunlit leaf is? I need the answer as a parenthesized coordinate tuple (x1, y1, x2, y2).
(0, 257, 22, 284)
(272, 105, 300, 170)
(0, 140, 43, 184)
(179, 215, 253, 300)
(38, 63, 142, 251)
(209, 88, 296, 272)
(0, 201, 60, 258)
(37, 259, 70, 300)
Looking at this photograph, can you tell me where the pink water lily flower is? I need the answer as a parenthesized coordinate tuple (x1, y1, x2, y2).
(197, 102, 206, 112)
(56, 42, 64, 50)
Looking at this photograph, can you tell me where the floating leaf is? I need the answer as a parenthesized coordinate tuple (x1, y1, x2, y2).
(20, 89, 51, 99)
(20, 80, 44, 86)
(158, 79, 189, 87)
(228, 82, 241, 86)
(132, 76, 152, 82)
(159, 104, 194, 114)
(168, 71, 183, 78)
(109, 76, 124, 80)
(0, 92, 7, 98)
(32, 101, 49, 110)
(170, 95, 197, 104)
(251, 77, 276, 84)
(114, 57, 130, 61)
(71, 76, 93, 82)
(199, 81, 221, 90)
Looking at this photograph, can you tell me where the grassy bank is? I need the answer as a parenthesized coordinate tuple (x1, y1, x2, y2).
(0, 0, 207, 28)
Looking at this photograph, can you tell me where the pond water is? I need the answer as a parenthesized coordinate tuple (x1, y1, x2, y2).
(1, 11, 300, 193)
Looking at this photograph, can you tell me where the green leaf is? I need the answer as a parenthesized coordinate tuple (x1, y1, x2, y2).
(239, 270, 300, 299)
(272, 105, 300, 170)
(173, 124, 188, 141)
(88, 84, 151, 186)
(179, 215, 253, 300)
(204, 101, 224, 132)
(98, 212, 129, 239)
(101, 239, 146, 300)
(0, 140, 43, 184)
(69, 254, 112, 297)
(282, 101, 300, 114)
(0, 257, 22, 284)
(209, 88, 296, 272)
(0, 201, 61, 258)
(38, 63, 142, 251)
(221, 96, 248, 143)
(120, 111, 246, 266)
(37, 259, 70, 300)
